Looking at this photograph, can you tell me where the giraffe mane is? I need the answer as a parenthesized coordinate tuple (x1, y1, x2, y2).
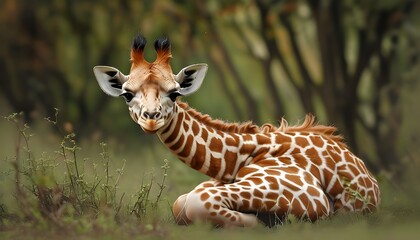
(178, 102, 347, 148)
(277, 114, 347, 148)
(178, 102, 260, 134)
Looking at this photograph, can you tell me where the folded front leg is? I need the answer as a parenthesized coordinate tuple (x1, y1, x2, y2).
(172, 179, 258, 227)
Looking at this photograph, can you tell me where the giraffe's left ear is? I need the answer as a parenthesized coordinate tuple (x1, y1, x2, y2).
(175, 64, 208, 96)
(93, 66, 128, 97)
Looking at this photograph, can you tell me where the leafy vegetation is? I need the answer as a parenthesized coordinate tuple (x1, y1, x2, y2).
(0, 112, 173, 238)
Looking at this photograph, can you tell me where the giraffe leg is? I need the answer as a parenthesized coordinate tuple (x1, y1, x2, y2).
(172, 193, 192, 225)
(173, 179, 258, 227)
(234, 159, 332, 222)
(174, 160, 333, 227)
(173, 179, 226, 226)
(182, 187, 259, 228)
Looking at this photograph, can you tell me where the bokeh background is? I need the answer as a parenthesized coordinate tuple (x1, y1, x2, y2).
(1, 0, 420, 216)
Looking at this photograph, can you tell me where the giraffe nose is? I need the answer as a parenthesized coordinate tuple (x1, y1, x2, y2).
(142, 111, 162, 120)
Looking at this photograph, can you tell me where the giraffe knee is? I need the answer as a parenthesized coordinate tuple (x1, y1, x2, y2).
(183, 190, 258, 227)
(184, 189, 228, 226)
(175, 188, 224, 226)
(183, 191, 211, 221)
(173, 194, 192, 225)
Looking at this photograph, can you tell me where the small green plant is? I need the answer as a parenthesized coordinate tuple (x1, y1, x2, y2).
(341, 177, 371, 209)
(129, 159, 170, 220)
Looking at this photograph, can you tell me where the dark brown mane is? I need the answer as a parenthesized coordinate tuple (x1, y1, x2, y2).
(178, 102, 347, 148)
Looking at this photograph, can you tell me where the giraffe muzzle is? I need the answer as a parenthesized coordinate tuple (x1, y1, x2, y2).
(138, 112, 165, 134)
(142, 111, 162, 120)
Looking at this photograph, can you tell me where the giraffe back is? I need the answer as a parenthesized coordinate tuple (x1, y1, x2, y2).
(178, 102, 380, 213)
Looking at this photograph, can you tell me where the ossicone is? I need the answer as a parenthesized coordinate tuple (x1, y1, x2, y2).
(130, 35, 172, 65)
(154, 36, 172, 64)
(154, 37, 171, 52)
(131, 34, 148, 64)
(132, 34, 147, 52)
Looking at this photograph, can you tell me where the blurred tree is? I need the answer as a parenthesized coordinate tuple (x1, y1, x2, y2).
(0, 0, 152, 137)
(179, 0, 418, 175)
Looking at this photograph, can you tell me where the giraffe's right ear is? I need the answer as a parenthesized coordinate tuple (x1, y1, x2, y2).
(93, 66, 128, 97)
(175, 64, 208, 96)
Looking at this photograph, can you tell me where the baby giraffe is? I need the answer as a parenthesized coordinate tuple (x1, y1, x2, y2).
(93, 35, 380, 227)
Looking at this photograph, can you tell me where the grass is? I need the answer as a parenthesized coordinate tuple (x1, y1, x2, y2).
(1, 111, 420, 239)
(0, 111, 173, 238)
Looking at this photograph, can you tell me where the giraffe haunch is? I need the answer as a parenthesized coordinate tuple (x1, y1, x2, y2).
(93, 35, 381, 228)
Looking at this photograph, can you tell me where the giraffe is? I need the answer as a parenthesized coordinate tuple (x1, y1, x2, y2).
(93, 35, 381, 227)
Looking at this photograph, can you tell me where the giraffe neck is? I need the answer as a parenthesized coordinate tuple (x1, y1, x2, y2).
(157, 103, 247, 183)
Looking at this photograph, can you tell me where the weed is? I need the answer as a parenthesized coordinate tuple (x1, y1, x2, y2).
(341, 177, 371, 210)
(129, 159, 170, 220)
(0, 110, 170, 233)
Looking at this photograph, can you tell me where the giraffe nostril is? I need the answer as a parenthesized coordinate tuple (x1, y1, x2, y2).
(142, 111, 162, 120)
(153, 112, 162, 119)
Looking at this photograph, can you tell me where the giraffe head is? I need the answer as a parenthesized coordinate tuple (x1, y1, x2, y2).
(93, 35, 208, 133)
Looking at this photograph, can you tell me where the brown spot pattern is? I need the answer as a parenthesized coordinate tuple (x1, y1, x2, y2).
(256, 134, 271, 145)
(201, 128, 209, 142)
(179, 135, 194, 158)
(239, 143, 256, 155)
(207, 155, 221, 177)
(275, 133, 292, 144)
(200, 192, 210, 201)
(192, 121, 200, 136)
(295, 136, 309, 146)
(164, 112, 183, 144)
(170, 134, 184, 152)
(209, 137, 223, 152)
(158, 99, 380, 225)
(191, 143, 206, 170)
(226, 135, 239, 146)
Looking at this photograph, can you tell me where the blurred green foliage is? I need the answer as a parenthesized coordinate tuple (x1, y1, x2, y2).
(0, 0, 419, 180)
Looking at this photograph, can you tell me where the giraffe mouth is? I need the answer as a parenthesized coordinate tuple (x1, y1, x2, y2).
(143, 128, 158, 134)
(139, 119, 164, 134)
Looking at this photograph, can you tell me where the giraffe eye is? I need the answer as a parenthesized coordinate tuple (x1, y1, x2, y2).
(120, 92, 134, 102)
(168, 90, 181, 102)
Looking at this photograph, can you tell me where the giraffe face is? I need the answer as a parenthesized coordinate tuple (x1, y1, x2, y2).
(93, 35, 208, 133)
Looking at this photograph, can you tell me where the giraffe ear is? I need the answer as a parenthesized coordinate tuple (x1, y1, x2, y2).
(175, 64, 208, 96)
(93, 66, 128, 97)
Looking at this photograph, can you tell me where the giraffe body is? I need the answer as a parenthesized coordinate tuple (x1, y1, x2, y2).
(93, 35, 380, 227)
(161, 103, 380, 227)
